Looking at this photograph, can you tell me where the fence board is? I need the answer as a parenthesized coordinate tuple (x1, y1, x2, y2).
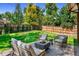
(42, 26, 77, 36)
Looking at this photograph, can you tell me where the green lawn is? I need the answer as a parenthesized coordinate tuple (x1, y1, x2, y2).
(0, 30, 75, 52)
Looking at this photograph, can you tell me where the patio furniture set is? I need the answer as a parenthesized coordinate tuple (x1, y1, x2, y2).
(2, 34, 68, 56)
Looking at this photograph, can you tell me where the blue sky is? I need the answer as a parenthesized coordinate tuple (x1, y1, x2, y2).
(0, 3, 65, 14)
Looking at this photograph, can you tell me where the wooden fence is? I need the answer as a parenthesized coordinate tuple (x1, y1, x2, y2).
(0, 24, 41, 34)
(42, 26, 77, 37)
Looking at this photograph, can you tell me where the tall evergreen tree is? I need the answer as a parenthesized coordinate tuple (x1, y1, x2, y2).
(13, 3, 23, 24)
(5, 12, 12, 21)
(43, 3, 58, 26)
(46, 3, 58, 15)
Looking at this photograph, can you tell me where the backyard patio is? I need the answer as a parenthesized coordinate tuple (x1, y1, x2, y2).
(0, 3, 78, 56)
(0, 30, 75, 56)
(0, 43, 74, 56)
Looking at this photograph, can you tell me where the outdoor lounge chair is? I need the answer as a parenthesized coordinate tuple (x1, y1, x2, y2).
(39, 34, 48, 42)
(20, 43, 46, 56)
(16, 41, 46, 56)
(54, 35, 68, 48)
(1, 40, 32, 56)
(11, 38, 46, 56)
(28, 45, 46, 56)
(11, 38, 31, 56)
(11, 38, 21, 56)
(17, 41, 31, 56)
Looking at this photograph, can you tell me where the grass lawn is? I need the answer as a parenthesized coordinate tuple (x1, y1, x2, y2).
(0, 30, 75, 52)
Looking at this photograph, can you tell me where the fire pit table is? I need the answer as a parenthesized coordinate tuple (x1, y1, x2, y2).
(35, 41, 50, 50)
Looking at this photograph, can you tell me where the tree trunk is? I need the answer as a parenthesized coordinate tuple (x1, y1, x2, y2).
(77, 13, 79, 43)
(77, 3, 79, 43)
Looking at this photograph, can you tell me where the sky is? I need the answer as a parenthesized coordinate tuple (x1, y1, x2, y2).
(0, 3, 65, 14)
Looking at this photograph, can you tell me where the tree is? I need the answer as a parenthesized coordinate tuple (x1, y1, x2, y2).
(13, 3, 23, 24)
(43, 3, 58, 26)
(52, 14, 61, 26)
(46, 3, 58, 15)
(23, 7, 27, 14)
(24, 3, 43, 30)
(0, 14, 5, 19)
(5, 12, 12, 21)
(59, 4, 75, 29)
(0, 14, 2, 19)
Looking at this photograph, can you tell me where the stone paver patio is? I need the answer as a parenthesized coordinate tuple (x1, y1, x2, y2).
(74, 46, 79, 56)
(0, 44, 74, 56)
(46, 44, 74, 56)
